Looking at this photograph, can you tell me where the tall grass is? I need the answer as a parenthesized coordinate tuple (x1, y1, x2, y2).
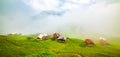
(0, 35, 120, 57)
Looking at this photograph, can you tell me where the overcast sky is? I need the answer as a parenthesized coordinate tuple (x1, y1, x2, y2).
(0, 0, 120, 37)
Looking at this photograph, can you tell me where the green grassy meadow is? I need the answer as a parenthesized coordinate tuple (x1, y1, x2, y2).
(0, 34, 120, 57)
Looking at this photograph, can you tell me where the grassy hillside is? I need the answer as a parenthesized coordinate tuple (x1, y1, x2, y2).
(0, 35, 120, 57)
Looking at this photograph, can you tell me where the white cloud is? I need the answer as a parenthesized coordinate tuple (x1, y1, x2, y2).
(1, 0, 120, 36)
(75, 0, 90, 4)
(22, 0, 94, 12)
(80, 0, 90, 3)
(22, 0, 119, 13)
(23, 0, 59, 12)
(66, 0, 91, 4)
(61, 2, 80, 10)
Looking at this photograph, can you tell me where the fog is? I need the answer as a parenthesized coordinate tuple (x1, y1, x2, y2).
(0, 0, 120, 37)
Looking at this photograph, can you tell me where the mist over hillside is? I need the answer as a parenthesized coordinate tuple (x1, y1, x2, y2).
(0, 0, 120, 37)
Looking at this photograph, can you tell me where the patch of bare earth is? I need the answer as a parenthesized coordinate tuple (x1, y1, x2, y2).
(57, 52, 83, 57)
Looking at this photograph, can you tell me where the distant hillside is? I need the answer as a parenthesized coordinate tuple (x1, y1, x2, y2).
(0, 35, 120, 57)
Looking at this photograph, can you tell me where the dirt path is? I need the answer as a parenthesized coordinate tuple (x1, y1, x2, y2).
(49, 43, 83, 57)
(11, 44, 22, 48)
(57, 52, 83, 57)
(5, 37, 22, 48)
(50, 43, 65, 51)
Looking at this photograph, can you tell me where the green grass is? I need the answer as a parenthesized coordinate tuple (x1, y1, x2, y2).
(0, 35, 120, 57)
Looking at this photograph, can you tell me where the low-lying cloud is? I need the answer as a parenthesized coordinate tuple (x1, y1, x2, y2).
(0, 0, 120, 37)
